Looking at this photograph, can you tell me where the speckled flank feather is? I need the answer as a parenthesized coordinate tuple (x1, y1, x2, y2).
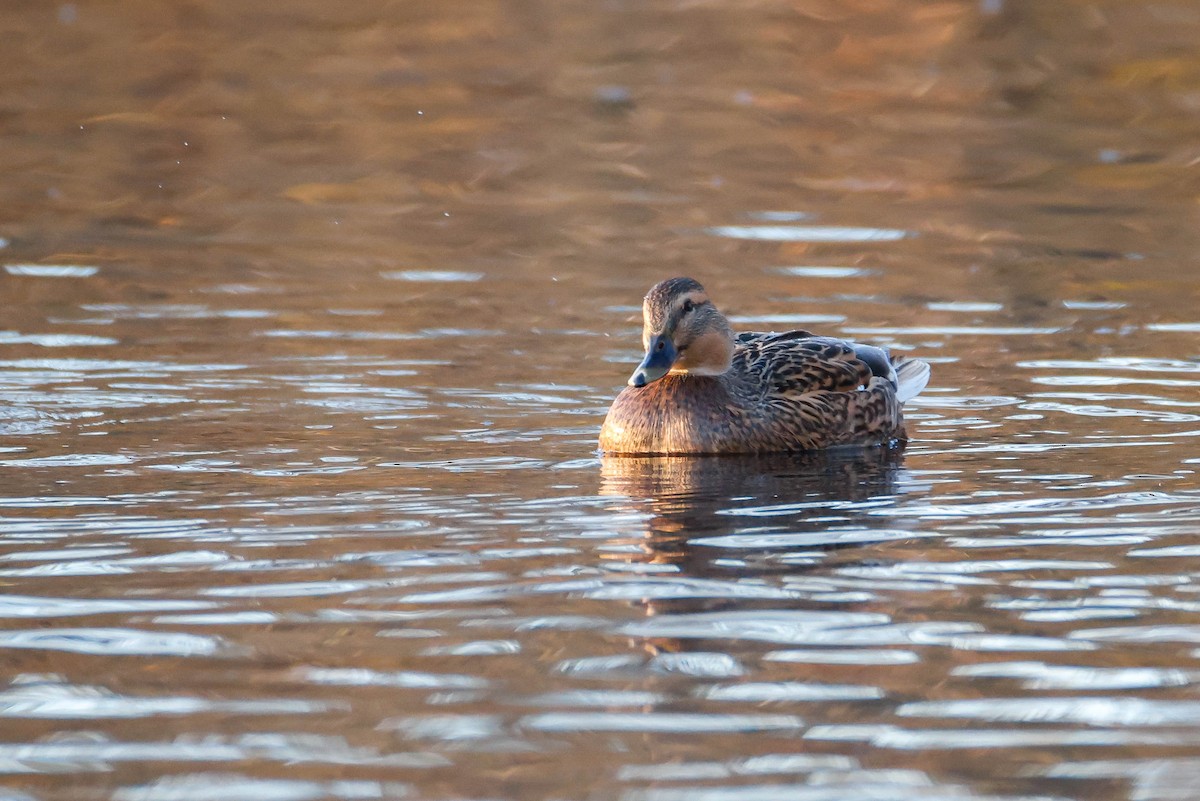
(599, 279, 930, 455)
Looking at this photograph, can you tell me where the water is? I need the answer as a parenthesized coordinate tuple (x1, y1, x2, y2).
(2, 1, 1200, 799)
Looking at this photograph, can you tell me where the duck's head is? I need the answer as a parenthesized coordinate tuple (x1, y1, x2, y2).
(628, 277, 736, 387)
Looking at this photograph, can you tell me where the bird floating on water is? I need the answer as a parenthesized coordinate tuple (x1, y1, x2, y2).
(599, 277, 930, 455)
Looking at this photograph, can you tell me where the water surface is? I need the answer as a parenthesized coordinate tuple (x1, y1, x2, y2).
(2, 1, 1200, 800)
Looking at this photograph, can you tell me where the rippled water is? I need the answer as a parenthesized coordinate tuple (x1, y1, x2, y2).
(3, 1, 1200, 800)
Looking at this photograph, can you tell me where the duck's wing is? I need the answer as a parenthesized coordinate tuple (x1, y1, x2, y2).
(732, 331, 912, 449)
(734, 332, 875, 395)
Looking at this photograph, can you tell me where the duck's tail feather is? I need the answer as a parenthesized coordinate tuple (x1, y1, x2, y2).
(893, 358, 930, 404)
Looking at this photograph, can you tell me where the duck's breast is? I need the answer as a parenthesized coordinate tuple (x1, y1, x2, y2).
(599, 376, 736, 454)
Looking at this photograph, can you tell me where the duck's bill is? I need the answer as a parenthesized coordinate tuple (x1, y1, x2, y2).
(628, 335, 677, 387)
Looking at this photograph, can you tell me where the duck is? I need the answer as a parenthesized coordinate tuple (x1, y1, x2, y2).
(599, 277, 930, 455)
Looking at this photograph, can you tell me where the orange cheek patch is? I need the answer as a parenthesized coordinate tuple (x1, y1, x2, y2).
(672, 329, 732, 374)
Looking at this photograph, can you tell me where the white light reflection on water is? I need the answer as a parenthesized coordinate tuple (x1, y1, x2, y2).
(775, 266, 871, 278)
(0, 677, 330, 720)
(114, 774, 411, 801)
(708, 225, 910, 242)
(380, 270, 484, 282)
(0, 332, 117, 347)
(4, 265, 99, 277)
(952, 662, 1200, 690)
(0, 628, 226, 657)
(0, 595, 214, 618)
(898, 697, 1200, 726)
(0, 734, 445, 774)
(521, 711, 805, 733)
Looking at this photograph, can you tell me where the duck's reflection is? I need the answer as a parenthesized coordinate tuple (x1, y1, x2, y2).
(600, 447, 909, 582)
(599, 448, 914, 661)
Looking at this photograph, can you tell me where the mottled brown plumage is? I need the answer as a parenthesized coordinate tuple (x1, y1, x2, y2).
(599, 278, 930, 455)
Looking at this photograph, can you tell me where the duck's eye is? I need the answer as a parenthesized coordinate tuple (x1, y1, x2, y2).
(682, 299, 696, 314)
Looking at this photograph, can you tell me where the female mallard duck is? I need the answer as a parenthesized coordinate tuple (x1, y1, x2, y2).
(599, 277, 930, 455)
